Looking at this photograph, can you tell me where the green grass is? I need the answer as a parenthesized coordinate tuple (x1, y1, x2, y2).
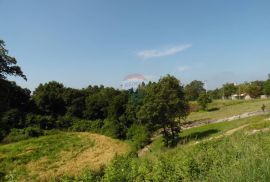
(0, 132, 94, 181)
(0, 132, 130, 181)
(188, 99, 270, 122)
(150, 114, 270, 154)
(100, 114, 270, 182)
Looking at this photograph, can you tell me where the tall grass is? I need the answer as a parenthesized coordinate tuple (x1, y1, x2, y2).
(100, 131, 270, 182)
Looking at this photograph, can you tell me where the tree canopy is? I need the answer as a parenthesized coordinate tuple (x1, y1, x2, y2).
(138, 75, 189, 146)
(184, 80, 205, 101)
(0, 40, 26, 80)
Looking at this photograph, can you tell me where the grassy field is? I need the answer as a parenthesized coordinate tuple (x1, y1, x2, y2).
(2, 100, 270, 181)
(150, 114, 270, 153)
(0, 132, 130, 181)
(100, 114, 270, 182)
(188, 98, 270, 122)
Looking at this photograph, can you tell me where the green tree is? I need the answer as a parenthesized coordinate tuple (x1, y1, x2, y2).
(0, 40, 26, 80)
(264, 79, 270, 96)
(208, 89, 222, 100)
(138, 75, 189, 147)
(197, 92, 212, 110)
(222, 83, 237, 98)
(83, 87, 119, 120)
(246, 81, 264, 98)
(32, 81, 66, 116)
(62, 88, 85, 117)
(0, 79, 31, 114)
(184, 80, 206, 101)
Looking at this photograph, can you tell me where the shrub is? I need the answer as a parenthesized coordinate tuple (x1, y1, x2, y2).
(2, 127, 43, 143)
(69, 119, 104, 133)
(101, 119, 121, 138)
(25, 114, 55, 130)
(56, 115, 73, 128)
(197, 92, 212, 110)
(126, 124, 150, 150)
(2, 128, 27, 143)
(24, 127, 43, 137)
(0, 109, 22, 130)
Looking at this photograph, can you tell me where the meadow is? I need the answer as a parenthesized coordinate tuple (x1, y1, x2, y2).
(99, 114, 270, 182)
(188, 99, 270, 122)
(0, 132, 129, 181)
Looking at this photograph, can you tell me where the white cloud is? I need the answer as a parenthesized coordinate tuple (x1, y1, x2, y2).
(176, 66, 189, 72)
(137, 44, 192, 59)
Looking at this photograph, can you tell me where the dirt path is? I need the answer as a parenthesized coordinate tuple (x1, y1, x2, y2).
(138, 110, 270, 157)
(182, 110, 270, 130)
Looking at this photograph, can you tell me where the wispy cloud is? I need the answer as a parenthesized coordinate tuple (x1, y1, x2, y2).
(176, 66, 189, 72)
(137, 44, 192, 59)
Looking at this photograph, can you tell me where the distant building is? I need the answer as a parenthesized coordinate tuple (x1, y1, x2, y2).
(245, 95, 252, 100)
(261, 95, 268, 99)
(231, 94, 239, 100)
(231, 93, 251, 100)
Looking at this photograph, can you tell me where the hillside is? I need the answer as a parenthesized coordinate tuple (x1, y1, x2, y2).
(0, 132, 130, 181)
(102, 114, 270, 181)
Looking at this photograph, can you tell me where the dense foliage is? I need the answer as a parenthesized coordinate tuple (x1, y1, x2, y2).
(197, 92, 212, 110)
(184, 80, 205, 101)
(0, 76, 189, 148)
(0, 41, 189, 148)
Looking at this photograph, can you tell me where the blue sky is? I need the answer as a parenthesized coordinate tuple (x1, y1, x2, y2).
(1, 0, 270, 90)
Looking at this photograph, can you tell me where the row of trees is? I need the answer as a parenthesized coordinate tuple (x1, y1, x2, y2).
(0, 78, 189, 147)
(0, 39, 189, 147)
(185, 80, 270, 101)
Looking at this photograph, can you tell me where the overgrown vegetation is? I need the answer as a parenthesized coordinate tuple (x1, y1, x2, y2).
(54, 115, 270, 181)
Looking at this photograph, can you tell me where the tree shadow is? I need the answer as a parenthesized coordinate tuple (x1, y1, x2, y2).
(207, 107, 220, 112)
(179, 129, 220, 145)
(0, 171, 5, 181)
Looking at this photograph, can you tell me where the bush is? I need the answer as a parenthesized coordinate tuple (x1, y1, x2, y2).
(101, 119, 121, 139)
(127, 124, 150, 150)
(69, 119, 104, 133)
(0, 109, 22, 130)
(25, 114, 55, 130)
(24, 127, 43, 137)
(197, 92, 212, 110)
(2, 127, 43, 143)
(56, 115, 73, 128)
(103, 155, 134, 182)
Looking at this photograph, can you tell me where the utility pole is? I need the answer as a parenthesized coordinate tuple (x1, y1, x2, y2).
(204, 80, 207, 93)
(222, 86, 225, 100)
(238, 84, 241, 100)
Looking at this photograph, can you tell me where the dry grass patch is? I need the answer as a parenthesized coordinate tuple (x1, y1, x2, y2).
(0, 132, 130, 181)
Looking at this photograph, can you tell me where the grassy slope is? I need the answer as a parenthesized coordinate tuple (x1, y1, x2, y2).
(103, 114, 270, 181)
(150, 113, 270, 154)
(0, 132, 130, 181)
(188, 98, 270, 122)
